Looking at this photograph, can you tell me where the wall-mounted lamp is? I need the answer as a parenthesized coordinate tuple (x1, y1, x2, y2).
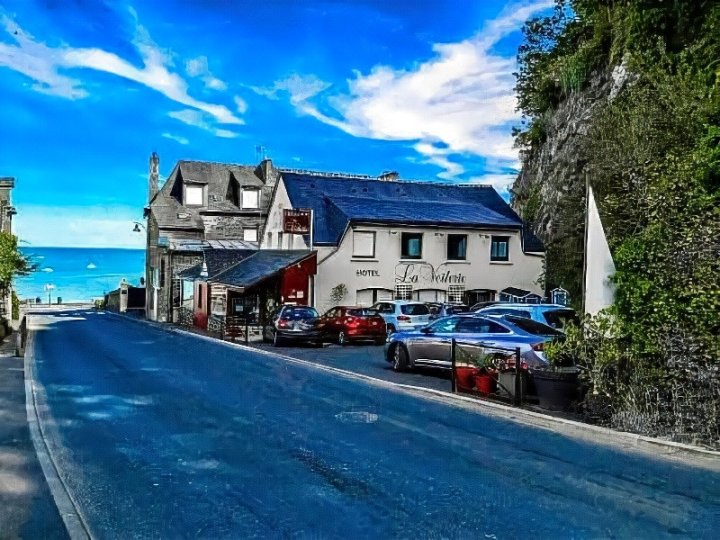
(132, 221, 146, 233)
(389, 230, 398, 235)
(434, 232, 445, 237)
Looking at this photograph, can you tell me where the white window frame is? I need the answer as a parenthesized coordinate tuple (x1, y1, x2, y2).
(243, 227, 258, 243)
(353, 231, 376, 258)
(241, 188, 260, 209)
(185, 185, 204, 206)
(448, 285, 465, 304)
(395, 283, 413, 300)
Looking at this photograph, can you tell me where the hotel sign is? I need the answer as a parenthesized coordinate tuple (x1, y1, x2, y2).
(283, 209, 311, 234)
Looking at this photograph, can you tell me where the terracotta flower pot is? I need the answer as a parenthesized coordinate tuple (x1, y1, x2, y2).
(474, 372, 497, 395)
(455, 366, 478, 391)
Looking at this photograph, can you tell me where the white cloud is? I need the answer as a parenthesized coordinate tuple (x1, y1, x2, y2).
(468, 173, 518, 194)
(0, 15, 86, 98)
(162, 132, 189, 145)
(15, 206, 146, 248)
(169, 109, 239, 138)
(0, 12, 242, 126)
(233, 95, 247, 114)
(185, 55, 227, 91)
(264, 1, 552, 179)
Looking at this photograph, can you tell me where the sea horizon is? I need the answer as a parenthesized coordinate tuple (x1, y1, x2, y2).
(16, 246, 146, 303)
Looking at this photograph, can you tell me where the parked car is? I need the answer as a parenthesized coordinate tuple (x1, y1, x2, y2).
(318, 306, 387, 345)
(385, 314, 563, 372)
(371, 300, 432, 334)
(473, 303, 578, 330)
(427, 302, 469, 320)
(262, 305, 323, 346)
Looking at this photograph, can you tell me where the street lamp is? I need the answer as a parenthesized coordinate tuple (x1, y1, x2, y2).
(132, 221, 146, 233)
(44, 283, 55, 305)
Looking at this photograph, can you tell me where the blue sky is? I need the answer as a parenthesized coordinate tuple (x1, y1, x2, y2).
(0, 0, 552, 248)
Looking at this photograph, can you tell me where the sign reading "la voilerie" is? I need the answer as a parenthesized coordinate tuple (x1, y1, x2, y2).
(283, 209, 311, 233)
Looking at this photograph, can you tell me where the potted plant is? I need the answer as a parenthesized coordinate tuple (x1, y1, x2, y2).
(469, 351, 499, 395)
(531, 327, 582, 411)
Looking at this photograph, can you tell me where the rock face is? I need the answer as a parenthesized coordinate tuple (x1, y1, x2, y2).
(512, 59, 634, 296)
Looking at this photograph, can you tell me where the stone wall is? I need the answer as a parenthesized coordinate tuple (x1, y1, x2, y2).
(201, 215, 264, 240)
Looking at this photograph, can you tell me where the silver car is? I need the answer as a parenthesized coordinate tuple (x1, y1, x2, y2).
(385, 314, 562, 371)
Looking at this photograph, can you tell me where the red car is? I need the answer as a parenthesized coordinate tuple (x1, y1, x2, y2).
(319, 306, 387, 345)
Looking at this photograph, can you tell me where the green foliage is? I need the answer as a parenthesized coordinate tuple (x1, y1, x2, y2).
(329, 283, 348, 304)
(514, 1, 720, 447)
(0, 232, 33, 294)
(11, 290, 19, 320)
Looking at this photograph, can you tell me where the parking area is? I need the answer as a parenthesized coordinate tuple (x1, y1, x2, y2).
(251, 341, 453, 393)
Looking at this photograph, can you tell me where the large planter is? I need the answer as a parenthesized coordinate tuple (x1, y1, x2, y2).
(497, 371, 528, 400)
(532, 369, 580, 411)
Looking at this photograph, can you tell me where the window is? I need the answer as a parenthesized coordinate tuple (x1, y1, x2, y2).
(181, 280, 194, 308)
(400, 303, 429, 315)
(159, 259, 166, 288)
(491, 236, 510, 261)
(456, 318, 511, 334)
(395, 283, 413, 300)
(353, 231, 376, 258)
(172, 279, 182, 307)
(185, 185, 203, 206)
(242, 189, 260, 209)
(197, 284, 203, 309)
(448, 285, 465, 304)
(447, 234, 467, 260)
(401, 233, 423, 259)
(243, 228, 258, 243)
(429, 317, 459, 333)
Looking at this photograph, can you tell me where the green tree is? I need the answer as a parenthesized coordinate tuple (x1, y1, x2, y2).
(0, 232, 34, 295)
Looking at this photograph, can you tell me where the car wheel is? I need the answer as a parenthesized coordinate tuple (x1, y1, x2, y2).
(273, 331, 283, 347)
(392, 344, 408, 372)
(338, 331, 347, 346)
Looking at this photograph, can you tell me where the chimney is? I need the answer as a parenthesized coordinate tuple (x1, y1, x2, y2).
(379, 171, 399, 181)
(256, 158, 274, 184)
(148, 152, 159, 202)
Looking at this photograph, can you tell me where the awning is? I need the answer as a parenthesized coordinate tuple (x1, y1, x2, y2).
(209, 250, 316, 290)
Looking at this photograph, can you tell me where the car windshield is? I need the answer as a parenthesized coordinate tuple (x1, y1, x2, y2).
(505, 315, 564, 336)
(542, 309, 578, 329)
(446, 305, 468, 315)
(347, 308, 379, 317)
(282, 307, 319, 319)
(400, 304, 430, 315)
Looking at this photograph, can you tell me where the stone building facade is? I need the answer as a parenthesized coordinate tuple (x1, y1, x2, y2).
(143, 155, 279, 322)
(0, 177, 17, 318)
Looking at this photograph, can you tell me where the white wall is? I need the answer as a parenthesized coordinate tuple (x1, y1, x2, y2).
(315, 225, 543, 314)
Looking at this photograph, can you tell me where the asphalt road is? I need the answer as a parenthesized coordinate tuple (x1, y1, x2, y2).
(28, 310, 720, 538)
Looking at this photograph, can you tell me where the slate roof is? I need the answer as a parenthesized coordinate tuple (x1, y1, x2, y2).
(500, 287, 541, 298)
(178, 249, 256, 280)
(280, 173, 542, 252)
(210, 250, 314, 289)
(148, 160, 270, 230)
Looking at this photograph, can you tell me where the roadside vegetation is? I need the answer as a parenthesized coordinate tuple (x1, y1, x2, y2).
(514, 1, 720, 448)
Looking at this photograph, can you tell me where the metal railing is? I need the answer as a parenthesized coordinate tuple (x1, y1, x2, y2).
(451, 338, 527, 406)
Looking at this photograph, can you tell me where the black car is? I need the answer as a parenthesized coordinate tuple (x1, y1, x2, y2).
(262, 305, 323, 346)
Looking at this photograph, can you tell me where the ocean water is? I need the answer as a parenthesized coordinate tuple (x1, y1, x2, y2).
(15, 247, 145, 303)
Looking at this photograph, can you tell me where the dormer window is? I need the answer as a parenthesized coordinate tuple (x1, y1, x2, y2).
(185, 185, 204, 206)
(242, 188, 260, 209)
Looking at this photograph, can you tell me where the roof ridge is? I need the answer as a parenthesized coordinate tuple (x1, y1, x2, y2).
(178, 159, 256, 168)
(282, 170, 497, 189)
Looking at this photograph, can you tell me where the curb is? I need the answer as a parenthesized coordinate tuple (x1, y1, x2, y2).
(24, 320, 93, 540)
(105, 310, 720, 468)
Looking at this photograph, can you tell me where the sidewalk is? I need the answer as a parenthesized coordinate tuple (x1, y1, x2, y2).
(0, 327, 67, 539)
